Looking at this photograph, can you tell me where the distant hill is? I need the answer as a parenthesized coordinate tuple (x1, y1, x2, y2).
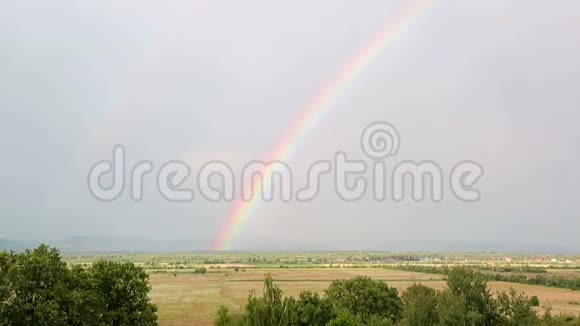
(0, 239, 40, 251)
(0, 236, 210, 252)
(0, 237, 577, 253)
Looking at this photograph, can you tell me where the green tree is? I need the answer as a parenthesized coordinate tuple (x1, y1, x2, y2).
(88, 260, 157, 326)
(0, 250, 16, 323)
(0, 245, 158, 326)
(325, 276, 402, 323)
(215, 305, 234, 326)
(437, 289, 478, 326)
(446, 267, 500, 325)
(496, 288, 539, 325)
(368, 314, 395, 326)
(327, 310, 362, 326)
(0, 245, 92, 325)
(215, 305, 245, 326)
(400, 283, 439, 326)
(194, 267, 208, 275)
(244, 274, 291, 326)
(293, 291, 334, 326)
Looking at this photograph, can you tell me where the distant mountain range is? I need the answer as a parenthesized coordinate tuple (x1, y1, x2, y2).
(0, 237, 578, 253)
(0, 237, 211, 252)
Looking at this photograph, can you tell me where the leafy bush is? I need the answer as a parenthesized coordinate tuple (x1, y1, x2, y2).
(194, 266, 208, 274)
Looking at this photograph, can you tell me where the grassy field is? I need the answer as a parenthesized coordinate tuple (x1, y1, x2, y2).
(148, 268, 580, 326)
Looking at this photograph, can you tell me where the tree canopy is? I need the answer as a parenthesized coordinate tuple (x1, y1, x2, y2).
(0, 245, 157, 326)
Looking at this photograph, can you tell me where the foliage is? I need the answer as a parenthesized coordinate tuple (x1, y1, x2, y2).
(389, 264, 580, 291)
(436, 289, 479, 326)
(243, 274, 290, 325)
(490, 273, 580, 291)
(293, 291, 335, 325)
(0, 245, 92, 325)
(327, 310, 362, 326)
(496, 288, 539, 325)
(88, 260, 157, 325)
(325, 276, 402, 323)
(215, 306, 234, 326)
(0, 245, 157, 326)
(483, 266, 546, 274)
(194, 266, 208, 274)
(400, 283, 438, 326)
(446, 266, 501, 325)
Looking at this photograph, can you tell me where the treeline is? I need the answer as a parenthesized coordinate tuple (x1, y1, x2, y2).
(385, 265, 444, 275)
(386, 265, 580, 291)
(482, 266, 547, 273)
(0, 245, 157, 325)
(489, 274, 580, 291)
(215, 267, 580, 326)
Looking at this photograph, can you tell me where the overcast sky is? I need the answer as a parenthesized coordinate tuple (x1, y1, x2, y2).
(1, 0, 579, 251)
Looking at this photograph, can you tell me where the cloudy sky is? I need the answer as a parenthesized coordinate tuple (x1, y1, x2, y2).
(1, 0, 579, 251)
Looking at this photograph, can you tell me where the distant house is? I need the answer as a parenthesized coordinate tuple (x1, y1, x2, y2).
(533, 257, 545, 262)
(551, 258, 558, 263)
(504, 257, 513, 263)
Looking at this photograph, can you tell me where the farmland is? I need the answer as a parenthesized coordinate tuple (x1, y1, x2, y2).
(60, 252, 580, 325)
(148, 268, 442, 325)
(59, 251, 570, 326)
(147, 267, 580, 325)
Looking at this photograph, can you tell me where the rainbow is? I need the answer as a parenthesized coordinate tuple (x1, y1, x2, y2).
(212, 0, 435, 251)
